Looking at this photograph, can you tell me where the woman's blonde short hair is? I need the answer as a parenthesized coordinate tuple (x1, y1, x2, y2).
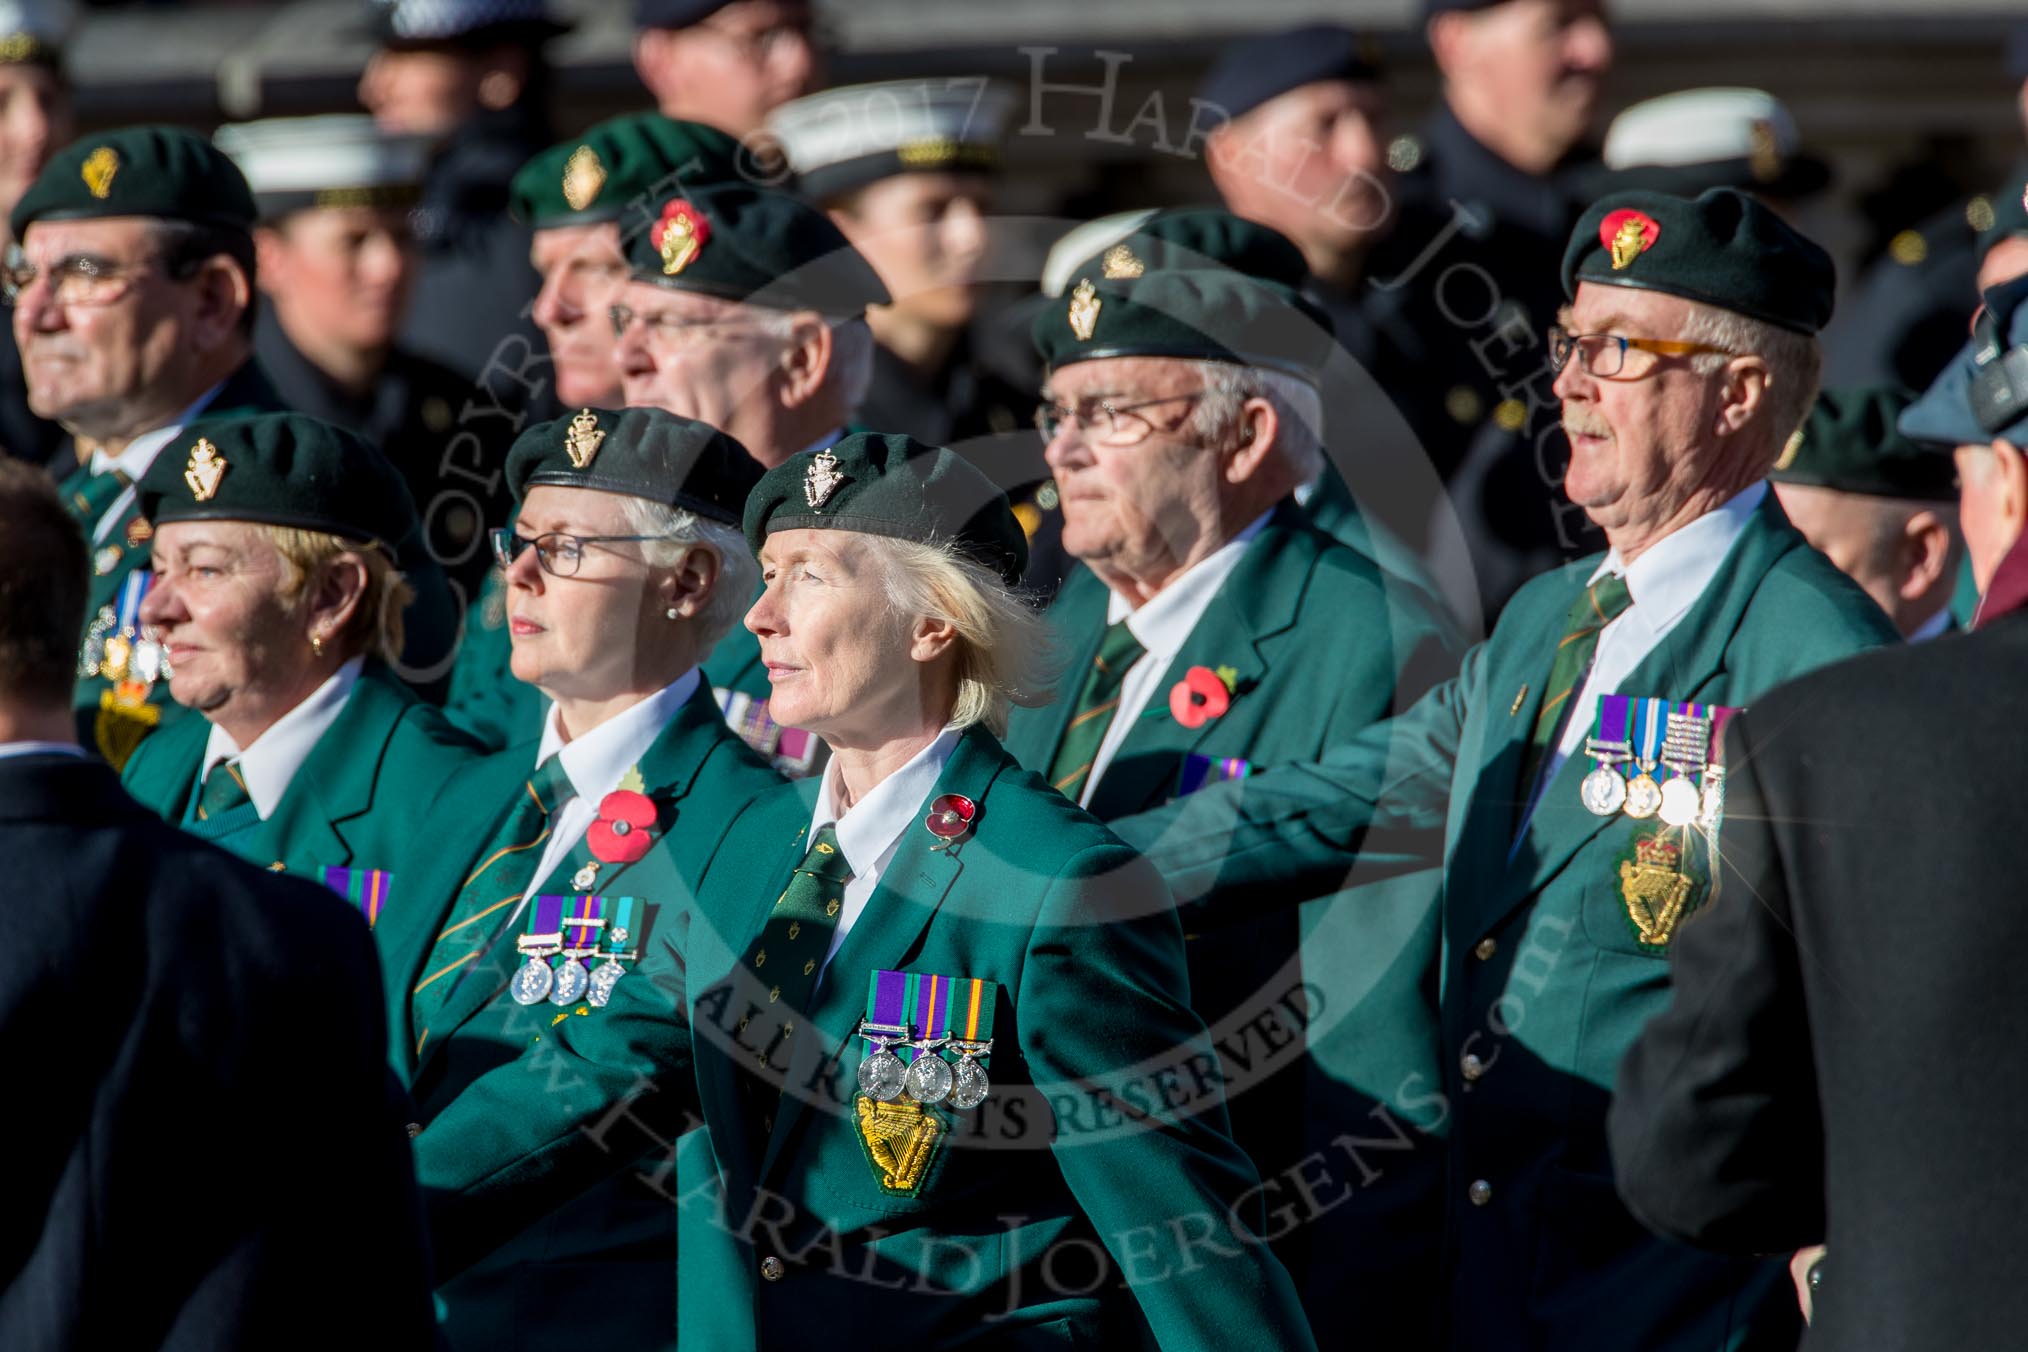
(861, 534, 1056, 736)
(259, 525, 413, 663)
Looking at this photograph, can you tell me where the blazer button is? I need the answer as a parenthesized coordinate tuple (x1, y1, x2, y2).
(405, 1123, 422, 1139)
(1460, 1052, 1486, 1081)
(1473, 937, 1497, 961)
(760, 1255, 786, 1282)
(1468, 1179, 1493, 1207)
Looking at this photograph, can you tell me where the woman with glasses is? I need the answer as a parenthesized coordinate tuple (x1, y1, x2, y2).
(373, 405, 784, 1352)
(653, 432, 1314, 1347)
(119, 412, 476, 883)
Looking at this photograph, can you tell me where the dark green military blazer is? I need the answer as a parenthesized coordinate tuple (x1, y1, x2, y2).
(373, 680, 782, 1351)
(657, 725, 1316, 1350)
(120, 660, 476, 879)
(1003, 500, 1463, 1346)
(1114, 491, 1899, 1352)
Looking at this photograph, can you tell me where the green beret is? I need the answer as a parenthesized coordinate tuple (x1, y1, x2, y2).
(1562, 186, 1835, 335)
(624, 182, 890, 317)
(1033, 266, 1333, 380)
(743, 432, 1028, 586)
(13, 126, 258, 240)
(137, 412, 417, 551)
(505, 405, 761, 525)
(1772, 386, 1955, 502)
(1069, 207, 1311, 287)
(511, 113, 750, 231)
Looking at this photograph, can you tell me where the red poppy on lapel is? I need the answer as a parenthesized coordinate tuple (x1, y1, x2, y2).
(588, 789, 656, 863)
(1169, 665, 1232, 729)
(924, 793, 976, 845)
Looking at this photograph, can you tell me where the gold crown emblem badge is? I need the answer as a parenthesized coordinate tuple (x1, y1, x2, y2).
(81, 146, 119, 200)
(564, 408, 606, 468)
(183, 439, 227, 501)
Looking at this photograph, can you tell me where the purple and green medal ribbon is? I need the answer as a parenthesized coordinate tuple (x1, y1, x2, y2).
(1592, 693, 1632, 761)
(320, 866, 392, 928)
(526, 894, 567, 944)
(562, 894, 601, 950)
(865, 968, 997, 1066)
(1179, 754, 1252, 797)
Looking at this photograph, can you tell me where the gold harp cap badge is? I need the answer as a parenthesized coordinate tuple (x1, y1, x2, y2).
(1067, 277, 1101, 341)
(183, 438, 227, 501)
(561, 144, 607, 211)
(564, 408, 606, 468)
(81, 146, 119, 199)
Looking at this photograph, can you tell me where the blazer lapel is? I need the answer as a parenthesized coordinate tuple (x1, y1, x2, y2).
(1084, 510, 1313, 819)
(754, 729, 1007, 1184)
(1457, 497, 1801, 943)
(258, 668, 409, 872)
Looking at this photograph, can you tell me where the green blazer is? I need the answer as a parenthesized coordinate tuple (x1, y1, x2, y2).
(373, 681, 783, 1350)
(120, 661, 477, 881)
(659, 725, 1315, 1350)
(1114, 491, 1899, 1352)
(1003, 502, 1463, 1346)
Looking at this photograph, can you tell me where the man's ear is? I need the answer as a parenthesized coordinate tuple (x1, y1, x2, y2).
(1222, 394, 1281, 485)
(1715, 355, 1771, 437)
(1994, 437, 2028, 540)
(251, 226, 287, 299)
(188, 256, 253, 350)
(776, 312, 833, 410)
(1897, 508, 1957, 602)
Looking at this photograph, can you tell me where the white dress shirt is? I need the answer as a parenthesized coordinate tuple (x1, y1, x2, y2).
(1084, 513, 1268, 805)
(1518, 481, 1766, 831)
(199, 657, 363, 818)
(807, 725, 962, 982)
(526, 669, 701, 895)
(83, 380, 227, 545)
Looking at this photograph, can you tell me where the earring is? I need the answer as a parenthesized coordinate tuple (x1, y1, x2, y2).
(665, 607, 679, 620)
(310, 631, 325, 656)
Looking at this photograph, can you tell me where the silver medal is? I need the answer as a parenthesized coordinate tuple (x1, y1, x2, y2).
(1657, 777, 1701, 827)
(949, 1049, 990, 1111)
(904, 1050, 954, 1106)
(857, 1045, 908, 1102)
(1622, 772, 1662, 819)
(510, 956, 555, 1005)
(130, 637, 165, 684)
(1580, 764, 1627, 816)
(587, 958, 625, 1008)
(550, 956, 589, 1005)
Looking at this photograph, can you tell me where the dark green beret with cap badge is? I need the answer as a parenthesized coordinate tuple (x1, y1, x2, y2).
(136, 411, 418, 551)
(743, 431, 1028, 586)
(1771, 386, 1955, 502)
(13, 125, 259, 239)
(1070, 206, 1311, 288)
(505, 405, 761, 525)
(511, 113, 750, 231)
(623, 182, 890, 316)
(1561, 185, 1836, 335)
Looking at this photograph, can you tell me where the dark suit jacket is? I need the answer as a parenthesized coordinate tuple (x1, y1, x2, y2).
(1611, 614, 2028, 1352)
(0, 752, 434, 1350)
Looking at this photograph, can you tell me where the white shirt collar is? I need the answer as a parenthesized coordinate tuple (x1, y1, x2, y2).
(1588, 481, 1767, 624)
(200, 657, 364, 818)
(535, 669, 702, 803)
(1103, 512, 1271, 651)
(810, 725, 962, 880)
(88, 379, 229, 483)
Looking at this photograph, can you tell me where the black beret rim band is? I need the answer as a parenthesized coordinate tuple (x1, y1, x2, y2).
(1567, 271, 1819, 337)
(139, 503, 394, 551)
(1045, 344, 1324, 385)
(519, 468, 742, 525)
(23, 204, 255, 234)
(758, 511, 1022, 584)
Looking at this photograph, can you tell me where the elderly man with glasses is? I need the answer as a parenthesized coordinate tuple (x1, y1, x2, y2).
(11, 125, 455, 766)
(1111, 187, 1899, 1352)
(1004, 210, 1463, 1347)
